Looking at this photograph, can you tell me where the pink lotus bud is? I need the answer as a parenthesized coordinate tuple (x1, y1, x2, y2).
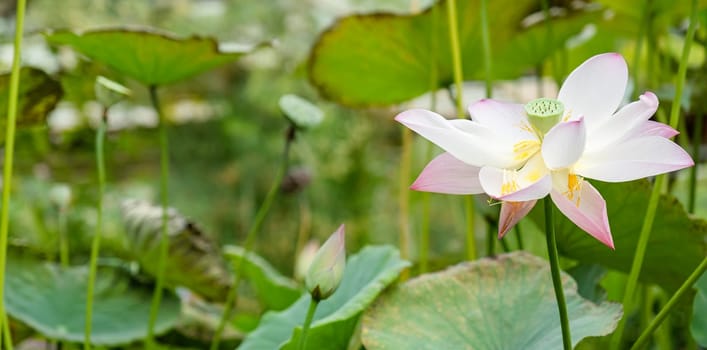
(305, 224, 345, 301)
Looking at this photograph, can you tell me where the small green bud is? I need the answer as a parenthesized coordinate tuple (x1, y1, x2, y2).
(305, 224, 346, 301)
(95, 76, 131, 108)
(525, 98, 564, 135)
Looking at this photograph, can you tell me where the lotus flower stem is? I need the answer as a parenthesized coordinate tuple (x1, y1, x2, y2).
(298, 298, 320, 350)
(688, 112, 702, 213)
(0, 0, 26, 345)
(2, 314, 12, 350)
(544, 197, 571, 350)
(446, 0, 478, 261)
(146, 85, 171, 347)
(631, 257, 707, 350)
(398, 126, 412, 280)
(211, 124, 294, 350)
(612, 0, 698, 347)
(486, 222, 495, 257)
(84, 107, 108, 350)
(514, 225, 524, 250)
(479, 0, 492, 98)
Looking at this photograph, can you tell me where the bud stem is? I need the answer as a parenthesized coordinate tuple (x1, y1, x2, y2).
(298, 297, 320, 350)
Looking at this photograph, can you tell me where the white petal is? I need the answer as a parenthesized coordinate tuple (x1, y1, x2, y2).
(627, 120, 679, 139)
(557, 53, 628, 129)
(479, 155, 552, 201)
(410, 152, 484, 194)
(395, 109, 519, 168)
(575, 136, 694, 182)
(542, 118, 587, 170)
(468, 99, 537, 142)
(585, 92, 659, 152)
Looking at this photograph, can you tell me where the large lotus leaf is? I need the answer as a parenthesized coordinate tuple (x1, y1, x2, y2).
(5, 256, 180, 345)
(223, 245, 301, 310)
(238, 246, 410, 350)
(45, 28, 262, 86)
(361, 252, 622, 349)
(528, 180, 707, 291)
(121, 200, 232, 301)
(307, 0, 601, 107)
(0, 67, 62, 141)
(692, 272, 707, 346)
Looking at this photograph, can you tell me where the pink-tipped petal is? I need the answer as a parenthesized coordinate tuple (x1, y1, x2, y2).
(550, 182, 614, 249)
(575, 136, 694, 182)
(468, 99, 536, 142)
(557, 53, 628, 129)
(629, 120, 679, 139)
(542, 118, 587, 170)
(498, 200, 537, 238)
(585, 92, 660, 152)
(410, 152, 484, 194)
(395, 109, 518, 168)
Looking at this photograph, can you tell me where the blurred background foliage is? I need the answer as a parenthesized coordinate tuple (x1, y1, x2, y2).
(0, 0, 706, 348)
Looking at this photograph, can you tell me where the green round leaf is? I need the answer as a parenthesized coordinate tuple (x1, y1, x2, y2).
(5, 257, 180, 345)
(279, 94, 324, 129)
(691, 272, 707, 346)
(362, 252, 622, 350)
(307, 0, 596, 107)
(45, 28, 265, 86)
(529, 180, 707, 291)
(0, 67, 62, 142)
(239, 246, 410, 350)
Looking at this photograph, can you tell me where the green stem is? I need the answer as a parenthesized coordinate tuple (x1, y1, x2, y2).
(486, 221, 495, 257)
(297, 297, 319, 350)
(544, 197, 571, 350)
(630, 257, 707, 350)
(398, 126, 412, 280)
(0, 0, 27, 344)
(479, 0, 492, 98)
(446, 0, 477, 261)
(210, 125, 293, 350)
(84, 108, 108, 350)
(689, 112, 702, 213)
(446, 0, 464, 116)
(631, 0, 649, 97)
(3, 313, 12, 350)
(146, 85, 170, 348)
(611, 0, 697, 347)
(58, 208, 69, 267)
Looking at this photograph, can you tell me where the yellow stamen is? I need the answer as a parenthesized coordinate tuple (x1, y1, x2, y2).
(564, 173, 583, 207)
(512, 139, 541, 161)
(501, 170, 520, 195)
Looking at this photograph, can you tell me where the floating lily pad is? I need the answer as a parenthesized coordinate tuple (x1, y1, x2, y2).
(45, 28, 264, 86)
(308, 0, 598, 107)
(0, 67, 62, 141)
(239, 246, 410, 350)
(5, 256, 180, 345)
(224, 245, 301, 310)
(121, 199, 232, 301)
(529, 180, 707, 291)
(692, 272, 707, 346)
(362, 252, 622, 350)
(279, 94, 324, 129)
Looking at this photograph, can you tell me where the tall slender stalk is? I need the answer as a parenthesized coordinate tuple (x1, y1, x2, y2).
(3, 313, 12, 350)
(0, 1, 27, 346)
(689, 112, 702, 213)
(398, 126, 412, 280)
(210, 125, 294, 350)
(631, 257, 707, 349)
(145, 86, 171, 347)
(544, 197, 571, 349)
(84, 108, 108, 350)
(297, 298, 319, 350)
(58, 207, 69, 267)
(611, 0, 698, 347)
(446, 0, 477, 261)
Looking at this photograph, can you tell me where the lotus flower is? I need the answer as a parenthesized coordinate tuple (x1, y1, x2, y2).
(396, 53, 694, 249)
(305, 224, 346, 301)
